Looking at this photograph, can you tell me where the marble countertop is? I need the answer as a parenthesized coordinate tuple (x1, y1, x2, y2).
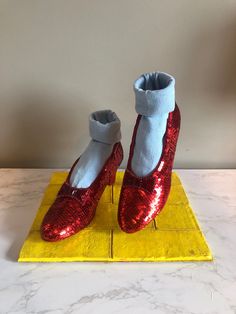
(0, 169, 235, 314)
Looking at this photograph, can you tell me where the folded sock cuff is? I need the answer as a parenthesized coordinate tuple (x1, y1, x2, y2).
(134, 72, 175, 116)
(89, 110, 121, 145)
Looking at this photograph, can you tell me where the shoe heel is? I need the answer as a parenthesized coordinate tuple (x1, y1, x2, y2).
(107, 142, 123, 185)
(108, 169, 117, 185)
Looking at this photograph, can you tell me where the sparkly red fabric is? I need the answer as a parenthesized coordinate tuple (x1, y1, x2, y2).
(118, 104, 181, 233)
(41, 142, 123, 241)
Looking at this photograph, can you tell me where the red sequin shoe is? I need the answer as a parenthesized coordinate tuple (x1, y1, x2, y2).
(118, 104, 180, 233)
(41, 142, 123, 241)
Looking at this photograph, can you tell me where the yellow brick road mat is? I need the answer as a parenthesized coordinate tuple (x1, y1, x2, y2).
(18, 171, 213, 262)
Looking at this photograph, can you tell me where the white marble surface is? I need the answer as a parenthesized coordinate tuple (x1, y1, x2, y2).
(0, 169, 236, 314)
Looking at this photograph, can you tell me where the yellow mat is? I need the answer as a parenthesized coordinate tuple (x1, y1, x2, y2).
(18, 171, 213, 262)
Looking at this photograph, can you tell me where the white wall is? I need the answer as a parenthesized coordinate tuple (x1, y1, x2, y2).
(1, 0, 236, 168)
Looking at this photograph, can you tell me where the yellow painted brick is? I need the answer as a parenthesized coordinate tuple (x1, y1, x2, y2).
(99, 185, 112, 203)
(156, 204, 198, 230)
(89, 203, 119, 229)
(115, 171, 124, 185)
(49, 172, 68, 185)
(41, 185, 61, 206)
(112, 229, 212, 261)
(113, 184, 122, 205)
(31, 205, 50, 231)
(19, 229, 111, 262)
(171, 172, 182, 186)
(167, 184, 189, 205)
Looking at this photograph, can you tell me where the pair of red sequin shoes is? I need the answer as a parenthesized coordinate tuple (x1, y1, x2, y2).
(41, 72, 181, 241)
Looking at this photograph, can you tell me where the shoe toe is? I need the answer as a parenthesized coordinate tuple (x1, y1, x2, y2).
(40, 197, 90, 241)
(118, 186, 157, 233)
(41, 221, 74, 242)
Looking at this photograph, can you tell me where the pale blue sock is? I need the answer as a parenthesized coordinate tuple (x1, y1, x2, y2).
(131, 72, 175, 177)
(70, 110, 121, 188)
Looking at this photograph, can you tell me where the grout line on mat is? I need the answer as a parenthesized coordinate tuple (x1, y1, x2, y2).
(110, 229, 114, 259)
(111, 184, 114, 204)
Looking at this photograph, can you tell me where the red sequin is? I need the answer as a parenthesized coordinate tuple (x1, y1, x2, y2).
(118, 104, 181, 233)
(41, 142, 123, 241)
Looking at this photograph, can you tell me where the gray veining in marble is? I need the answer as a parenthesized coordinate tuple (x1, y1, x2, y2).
(0, 169, 236, 314)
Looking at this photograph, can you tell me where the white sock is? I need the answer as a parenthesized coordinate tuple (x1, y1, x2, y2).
(70, 110, 121, 188)
(131, 72, 175, 177)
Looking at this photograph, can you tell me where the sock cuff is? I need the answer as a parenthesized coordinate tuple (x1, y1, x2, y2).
(89, 110, 121, 145)
(133, 72, 175, 117)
